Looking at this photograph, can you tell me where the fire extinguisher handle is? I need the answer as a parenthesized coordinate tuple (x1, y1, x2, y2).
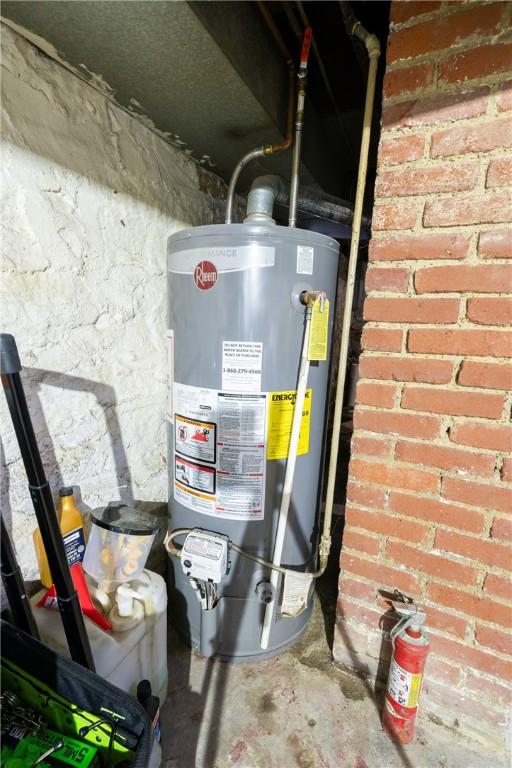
(390, 601, 427, 645)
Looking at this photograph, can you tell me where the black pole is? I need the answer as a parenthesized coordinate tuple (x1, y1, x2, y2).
(0, 334, 95, 671)
(1, 516, 41, 639)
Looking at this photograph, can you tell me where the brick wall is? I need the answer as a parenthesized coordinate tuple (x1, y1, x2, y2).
(334, 0, 512, 747)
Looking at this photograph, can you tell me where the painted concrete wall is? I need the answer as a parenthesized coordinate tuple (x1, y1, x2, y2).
(1, 23, 225, 582)
(335, 0, 512, 750)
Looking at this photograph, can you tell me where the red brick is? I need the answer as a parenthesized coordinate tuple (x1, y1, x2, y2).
(369, 233, 470, 262)
(384, 62, 434, 98)
(442, 477, 512, 516)
(487, 158, 512, 189)
(346, 505, 430, 544)
(476, 624, 512, 655)
(351, 434, 393, 459)
(427, 656, 463, 685)
(501, 458, 512, 483)
(497, 81, 512, 112)
(467, 296, 512, 327)
(478, 229, 512, 259)
(450, 421, 512, 452)
(372, 201, 417, 230)
(361, 327, 403, 352)
(364, 297, 459, 324)
(365, 266, 409, 292)
(338, 596, 394, 633)
(378, 135, 425, 167)
(355, 381, 397, 409)
(389, 491, 485, 534)
(346, 481, 387, 510)
(382, 87, 489, 130)
(395, 440, 494, 476)
(354, 408, 441, 440)
(415, 264, 512, 294)
(484, 572, 512, 601)
(402, 386, 504, 419)
(427, 582, 512, 628)
(440, 42, 512, 85)
(423, 678, 509, 728)
(435, 527, 512, 570)
(338, 575, 377, 603)
(458, 360, 512, 391)
(390, 1, 442, 25)
(408, 328, 512, 357)
(340, 552, 420, 596)
(465, 670, 512, 706)
(423, 604, 468, 640)
(424, 193, 512, 228)
(431, 118, 512, 158)
(492, 517, 512, 544)
(359, 355, 453, 385)
(388, 4, 504, 62)
(342, 528, 381, 557)
(375, 163, 478, 198)
(428, 631, 512, 680)
(387, 541, 478, 586)
(350, 458, 439, 493)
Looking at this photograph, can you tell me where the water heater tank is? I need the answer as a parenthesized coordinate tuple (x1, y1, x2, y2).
(167, 222, 340, 660)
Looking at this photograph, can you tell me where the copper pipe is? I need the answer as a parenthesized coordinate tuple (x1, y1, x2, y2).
(225, 2, 296, 223)
(256, 1, 294, 154)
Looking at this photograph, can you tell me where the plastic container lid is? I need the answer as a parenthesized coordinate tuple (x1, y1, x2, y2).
(59, 486, 74, 497)
(91, 504, 160, 536)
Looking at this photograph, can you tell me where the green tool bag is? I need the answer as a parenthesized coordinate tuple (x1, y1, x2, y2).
(1, 620, 152, 767)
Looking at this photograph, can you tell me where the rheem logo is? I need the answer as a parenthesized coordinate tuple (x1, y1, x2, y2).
(194, 261, 217, 290)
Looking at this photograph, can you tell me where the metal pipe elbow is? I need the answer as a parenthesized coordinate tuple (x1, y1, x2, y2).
(244, 175, 288, 224)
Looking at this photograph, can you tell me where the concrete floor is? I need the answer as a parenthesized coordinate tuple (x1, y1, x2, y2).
(161, 590, 508, 768)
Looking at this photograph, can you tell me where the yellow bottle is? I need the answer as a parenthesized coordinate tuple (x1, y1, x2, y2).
(33, 487, 86, 587)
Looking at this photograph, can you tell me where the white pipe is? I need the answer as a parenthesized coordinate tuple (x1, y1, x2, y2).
(260, 302, 313, 650)
(316, 29, 380, 576)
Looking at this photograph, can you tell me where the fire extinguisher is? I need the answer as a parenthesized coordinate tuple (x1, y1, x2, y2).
(382, 600, 430, 745)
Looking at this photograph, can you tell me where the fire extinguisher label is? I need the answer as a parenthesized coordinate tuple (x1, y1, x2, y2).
(387, 659, 423, 709)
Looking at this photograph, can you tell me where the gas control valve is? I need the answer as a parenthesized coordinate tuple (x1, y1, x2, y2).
(180, 529, 230, 584)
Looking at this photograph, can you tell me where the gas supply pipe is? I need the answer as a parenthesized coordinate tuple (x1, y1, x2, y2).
(315, 11, 380, 577)
(288, 26, 312, 227)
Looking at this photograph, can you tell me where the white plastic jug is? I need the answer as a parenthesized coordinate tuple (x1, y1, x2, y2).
(31, 569, 168, 705)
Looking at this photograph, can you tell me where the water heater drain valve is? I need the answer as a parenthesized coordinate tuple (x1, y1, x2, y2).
(180, 529, 230, 584)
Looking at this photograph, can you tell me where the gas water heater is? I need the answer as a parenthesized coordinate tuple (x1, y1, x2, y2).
(166, 182, 340, 661)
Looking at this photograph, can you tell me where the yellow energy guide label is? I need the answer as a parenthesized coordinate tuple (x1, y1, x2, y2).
(267, 389, 312, 460)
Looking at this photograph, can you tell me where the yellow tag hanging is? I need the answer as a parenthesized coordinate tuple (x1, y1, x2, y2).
(307, 298, 329, 361)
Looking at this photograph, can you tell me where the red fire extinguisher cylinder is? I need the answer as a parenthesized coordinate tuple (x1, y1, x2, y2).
(382, 602, 430, 745)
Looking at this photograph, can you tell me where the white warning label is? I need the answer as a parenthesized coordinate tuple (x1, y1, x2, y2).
(174, 482, 215, 514)
(297, 245, 314, 275)
(175, 456, 215, 494)
(222, 341, 263, 393)
(173, 384, 267, 520)
(174, 383, 217, 463)
(216, 393, 266, 520)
